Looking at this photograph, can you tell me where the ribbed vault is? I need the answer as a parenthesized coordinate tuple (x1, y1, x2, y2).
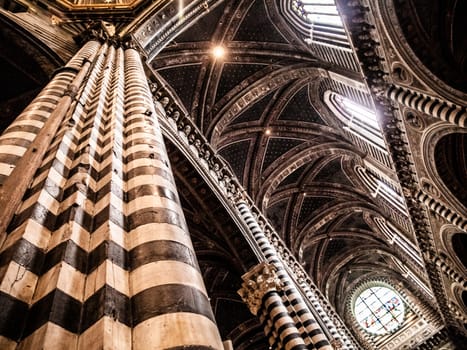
(148, 0, 418, 325)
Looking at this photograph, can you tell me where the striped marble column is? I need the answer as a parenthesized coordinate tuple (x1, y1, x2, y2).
(237, 201, 332, 350)
(299, 283, 351, 349)
(0, 38, 106, 349)
(76, 41, 130, 350)
(386, 85, 467, 128)
(123, 46, 223, 350)
(0, 40, 101, 237)
(238, 263, 308, 350)
(0, 38, 223, 349)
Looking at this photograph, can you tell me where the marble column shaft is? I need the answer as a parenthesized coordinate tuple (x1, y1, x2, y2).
(238, 263, 308, 350)
(0, 40, 223, 350)
(237, 201, 332, 350)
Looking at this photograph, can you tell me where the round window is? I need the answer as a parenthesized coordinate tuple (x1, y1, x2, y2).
(354, 286, 405, 335)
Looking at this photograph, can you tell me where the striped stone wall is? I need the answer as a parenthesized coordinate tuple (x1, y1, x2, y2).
(415, 190, 467, 232)
(0, 39, 223, 349)
(386, 85, 467, 128)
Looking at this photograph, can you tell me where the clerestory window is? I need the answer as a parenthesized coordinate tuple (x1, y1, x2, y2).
(326, 91, 386, 150)
(292, 0, 343, 27)
(356, 165, 407, 215)
(282, 0, 360, 70)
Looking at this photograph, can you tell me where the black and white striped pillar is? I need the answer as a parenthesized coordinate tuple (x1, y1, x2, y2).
(0, 38, 106, 349)
(0, 36, 223, 349)
(237, 201, 332, 350)
(298, 282, 352, 349)
(123, 44, 223, 349)
(238, 262, 308, 350)
(386, 85, 467, 128)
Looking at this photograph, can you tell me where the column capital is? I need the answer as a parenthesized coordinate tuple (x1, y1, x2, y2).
(121, 34, 138, 50)
(330, 339, 343, 349)
(237, 262, 282, 315)
(74, 21, 110, 45)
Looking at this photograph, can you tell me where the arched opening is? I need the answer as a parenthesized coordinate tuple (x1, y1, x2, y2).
(393, 0, 467, 92)
(462, 290, 467, 308)
(434, 133, 467, 207)
(452, 233, 467, 269)
(0, 14, 63, 133)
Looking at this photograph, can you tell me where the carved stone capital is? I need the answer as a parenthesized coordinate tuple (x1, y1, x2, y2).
(237, 262, 281, 315)
(330, 339, 343, 349)
(74, 21, 109, 45)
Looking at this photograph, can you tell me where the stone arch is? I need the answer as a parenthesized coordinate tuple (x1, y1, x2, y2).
(374, 0, 467, 103)
(0, 12, 66, 132)
(421, 123, 467, 215)
(452, 232, 467, 270)
(434, 132, 467, 208)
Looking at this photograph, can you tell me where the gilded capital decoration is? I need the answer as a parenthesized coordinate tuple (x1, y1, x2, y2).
(237, 262, 282, 315)
(330, 339, 343, 349)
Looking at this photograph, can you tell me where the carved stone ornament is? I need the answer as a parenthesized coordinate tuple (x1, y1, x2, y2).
(237, 262, 282, 315)
(330, 339, 343, 349)
(404, 110, 424, 130)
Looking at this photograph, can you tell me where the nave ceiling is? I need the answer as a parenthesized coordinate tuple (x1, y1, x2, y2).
(0, 0, 466, 348)
(149, 0, 430, 320)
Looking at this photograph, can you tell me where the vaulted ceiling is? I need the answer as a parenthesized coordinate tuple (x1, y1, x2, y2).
(1, 0, 466, 347)
(149, 0, 426, 314)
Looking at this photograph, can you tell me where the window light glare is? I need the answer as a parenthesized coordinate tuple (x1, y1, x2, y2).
(293, 1, 343, 26)
(340, 97, 379, 125)
(265, 128, 272, 135)
(354, 286, 405, 335)
(372, 179, 402, 202)
(212, 46, 225, 59)
(178, 0, 184, 18)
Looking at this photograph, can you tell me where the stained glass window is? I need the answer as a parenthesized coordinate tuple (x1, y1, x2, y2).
(354, 286, 405, 335)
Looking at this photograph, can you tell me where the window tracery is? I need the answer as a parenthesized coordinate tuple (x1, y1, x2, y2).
(280, 0, 360, 70)
(356, 165, 407, 216)
(354, 286, 405, 335)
